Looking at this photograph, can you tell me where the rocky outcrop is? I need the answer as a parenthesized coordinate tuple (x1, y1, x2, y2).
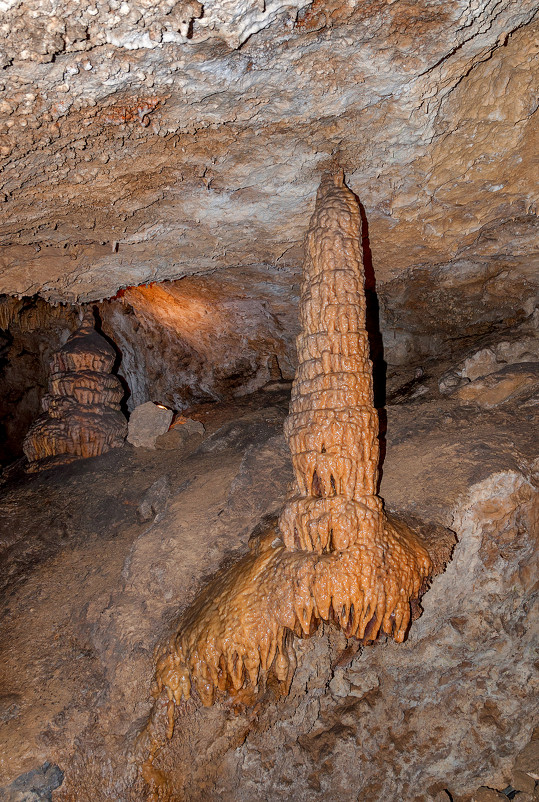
(127, 401, 174, 449)
(98, 272, 297, 411)
(22, 310, 127, 471)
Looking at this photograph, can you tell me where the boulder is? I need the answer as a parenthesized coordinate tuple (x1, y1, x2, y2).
(127, 402, 173, 449)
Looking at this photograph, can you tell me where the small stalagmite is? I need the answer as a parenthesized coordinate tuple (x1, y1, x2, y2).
(151, 172, 432, 724)
(23, 310, 127, 471)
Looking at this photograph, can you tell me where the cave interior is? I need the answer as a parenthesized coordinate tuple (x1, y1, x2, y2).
(0, 0, 538, 800)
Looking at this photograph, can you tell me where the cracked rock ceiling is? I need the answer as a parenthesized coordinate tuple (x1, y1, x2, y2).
(0, 0, 537, 304)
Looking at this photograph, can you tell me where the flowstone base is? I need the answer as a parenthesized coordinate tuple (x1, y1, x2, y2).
(152, 511, 437, 711)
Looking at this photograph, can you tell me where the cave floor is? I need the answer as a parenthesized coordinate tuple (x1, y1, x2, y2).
(0, 381, 537, 802)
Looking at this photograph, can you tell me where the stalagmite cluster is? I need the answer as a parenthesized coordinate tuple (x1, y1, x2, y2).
(152, 173, 432, 722)
(23, 310, 127, 471)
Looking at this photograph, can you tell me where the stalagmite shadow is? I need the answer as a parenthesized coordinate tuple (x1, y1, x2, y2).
(357, 198, 387, 490)
(144, 171, 439, 799)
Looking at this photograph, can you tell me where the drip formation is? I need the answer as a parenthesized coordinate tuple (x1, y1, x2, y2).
(150, 173, 432, 743)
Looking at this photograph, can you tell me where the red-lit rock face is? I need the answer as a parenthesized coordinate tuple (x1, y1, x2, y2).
(98, 267, 299, 410)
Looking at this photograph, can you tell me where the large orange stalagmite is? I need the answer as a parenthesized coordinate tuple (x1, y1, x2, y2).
(278, 171, 432, 639)
(151, 172, 432, 725)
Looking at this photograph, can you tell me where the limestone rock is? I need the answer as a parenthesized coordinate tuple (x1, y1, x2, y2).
(454, 363, 539, 408)
(462, 348, 500, 382)
(328, 669, 350, 699)
(22, 311, 127, 471)
(513, 734, 539, 794)
(0, 1, 537, 316)
(98, 274, 297, 413)
(171, 416, 205, 436)
(439, 329, 539, 394)
(347, 667, 379, 698)
(155, 426, 190, 451)
(0, 762, 64, 802)
(471, 789, 508, 802)
(137, 476, 171, 523)
(127, 402, 174, 449)
(439, 370, 469, 396)
(184, 419, 205, 436)
(496, 336, 539, 366)
(155, 417, 205, 450)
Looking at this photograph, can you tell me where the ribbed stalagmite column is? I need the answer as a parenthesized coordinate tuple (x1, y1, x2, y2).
(23, 310, 127, 471)
(149, 173, 433, 736)
(280, 170, 383, 553)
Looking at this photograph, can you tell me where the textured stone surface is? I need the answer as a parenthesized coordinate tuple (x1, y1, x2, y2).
(127, 401, 174, 448)
(98, 270, 298, 411)
(0, 1, 537, 310)
(454, 363, 539, 408)
(0, 762, 64, 802)
(513, 733, 539, 793)
(471, 790, 508, 802)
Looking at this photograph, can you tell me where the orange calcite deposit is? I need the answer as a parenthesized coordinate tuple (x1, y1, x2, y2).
(278, 171, 432, 637)
(152, 172, 432, 720)
(23, 310, 127, 471)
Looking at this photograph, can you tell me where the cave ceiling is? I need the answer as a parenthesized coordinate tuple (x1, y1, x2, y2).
(0, 0, 537, 304)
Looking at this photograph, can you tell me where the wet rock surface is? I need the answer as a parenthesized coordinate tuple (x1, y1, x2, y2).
(0, 366, 536, 800)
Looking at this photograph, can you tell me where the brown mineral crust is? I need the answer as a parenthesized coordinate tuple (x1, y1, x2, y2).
(22, 311, 127, 471)
(280, 173, 381, 535)
(48, 372, 123, 407)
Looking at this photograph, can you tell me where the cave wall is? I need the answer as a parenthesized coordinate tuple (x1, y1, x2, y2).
(0, 268, 298, 461)
(0, 0, 537, 464)
(98, 266, 299, 410)
(2, 236, 537, 465)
